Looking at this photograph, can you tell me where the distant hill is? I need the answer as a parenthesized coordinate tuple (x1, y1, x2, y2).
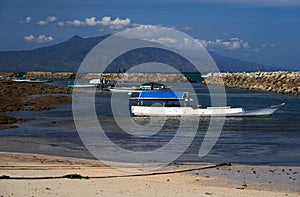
(0, 35, 109, 72)
(0, 35, 279, 72)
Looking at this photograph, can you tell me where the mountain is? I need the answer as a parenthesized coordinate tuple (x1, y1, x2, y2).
(0, 35, 279, 72)
(0, 35, 109, 72)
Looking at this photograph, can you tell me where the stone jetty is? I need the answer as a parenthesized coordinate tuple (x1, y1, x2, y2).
(202, 72, 300, 95)
(7, 72, 191, 82)
(0, 72, 20, 77)
(81, 73, 190, 82)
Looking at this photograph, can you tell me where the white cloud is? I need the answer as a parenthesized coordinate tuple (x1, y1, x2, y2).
(24, 35, 35, 42)
(150, 37, 178, 44)
(72, 20, 83, 26)
(199, 37, 250, 50)
(36, 20, 48, 25)
(47, 16, 57, 22)
(24, 35, 54, 43)
(100, 16, 111, 26)
(35, 16, 57, 25)
(69, 20, 83, 26)
(85, 17, 100, 26)
(20, 16, 32, 24)
(58, 16, 131, 29)
(59, 20, 83, 26)
(111, 17, 131, 26)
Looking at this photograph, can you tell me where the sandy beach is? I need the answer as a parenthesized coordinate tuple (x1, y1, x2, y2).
(0, 151, 299, 197)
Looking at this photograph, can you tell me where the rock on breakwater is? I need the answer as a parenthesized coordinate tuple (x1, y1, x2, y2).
(202, 72, 300, 95)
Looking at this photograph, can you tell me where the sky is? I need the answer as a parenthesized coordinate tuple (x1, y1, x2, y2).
(0, 0, 300, 70)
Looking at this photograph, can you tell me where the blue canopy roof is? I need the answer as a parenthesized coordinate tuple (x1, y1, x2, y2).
(137, 92, 186, 100)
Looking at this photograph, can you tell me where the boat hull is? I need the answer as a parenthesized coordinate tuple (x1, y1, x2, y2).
(131, 103, 284, 117)
(109, 87, 137, 93)
(68, 84, 99, 88)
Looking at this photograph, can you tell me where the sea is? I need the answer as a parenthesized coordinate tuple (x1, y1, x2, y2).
(1, 79, 299, 166)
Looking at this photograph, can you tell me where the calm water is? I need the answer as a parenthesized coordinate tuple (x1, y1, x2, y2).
(1, 82, 299, 166)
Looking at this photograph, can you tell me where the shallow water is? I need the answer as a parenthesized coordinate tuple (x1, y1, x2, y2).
(1, 83, 299, 166)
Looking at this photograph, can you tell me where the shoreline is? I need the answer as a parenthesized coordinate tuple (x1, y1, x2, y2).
(0, 151, 299, 196)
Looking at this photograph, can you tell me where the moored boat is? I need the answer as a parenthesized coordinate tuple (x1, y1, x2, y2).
(12, 78, 50, 83)
(130, 91, 284, 117)
(108, 81, 138, 93)
(67, 84, 99, 88)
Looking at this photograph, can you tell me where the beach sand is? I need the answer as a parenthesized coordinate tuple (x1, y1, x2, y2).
(0, 152, 299, 197)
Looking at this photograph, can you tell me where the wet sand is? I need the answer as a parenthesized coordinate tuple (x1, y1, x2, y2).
(0, 152, 299, 197)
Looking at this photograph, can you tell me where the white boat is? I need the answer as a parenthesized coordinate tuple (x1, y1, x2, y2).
(89, 78, 102, 84)
(110, 82, 171, 94)
(108, 81, 138, 93)
(68, 78, 102, 89)
(138, 82, 170, 91)
(12, 78, 49, 83)
(130, 92, 284, 117)
(68, 84, 99, 88)
(109, 87, 137, 93)
(201, 73, 212, 78)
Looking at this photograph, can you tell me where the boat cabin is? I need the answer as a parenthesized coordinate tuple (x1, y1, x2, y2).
(130, 91, 191, 107)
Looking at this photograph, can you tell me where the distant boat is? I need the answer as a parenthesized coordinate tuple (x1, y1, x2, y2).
(130, 91, 284, 117)
(201, 73, 212, 78)
(12, 78, 50, 83)
(108, 81, 138, 93)
(89, 78, 102, 84)
(110, 82, 170, 94)
(68, 78, 113, 89)
(67, 84, 99, 88)
(137, 82, 170, 91)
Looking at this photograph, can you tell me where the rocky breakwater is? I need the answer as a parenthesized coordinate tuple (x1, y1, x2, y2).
(0, 80, 71, 130)
(202, 72, 300, 95)
(82, 73, 190, 82)
(23, 72, 75, 79)
(0, 72, 20, 77)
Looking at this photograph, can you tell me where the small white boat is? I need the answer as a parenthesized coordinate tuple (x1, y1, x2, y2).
(110, 82, 171, 94)
(130, 92, 284, 117)
(201, 73, 212, 79)
(89, 78, 102, 84)
(12, 78, 49, 83)
(109, 87, 137, 93)
(68, 84, 99, 88)
(108, 81, 138, 93)
(138, 82, 170, 91)
(68, 79, 102, 89)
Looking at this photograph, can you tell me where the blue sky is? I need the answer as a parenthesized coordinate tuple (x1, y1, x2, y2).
(1, 0, 300, 70)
